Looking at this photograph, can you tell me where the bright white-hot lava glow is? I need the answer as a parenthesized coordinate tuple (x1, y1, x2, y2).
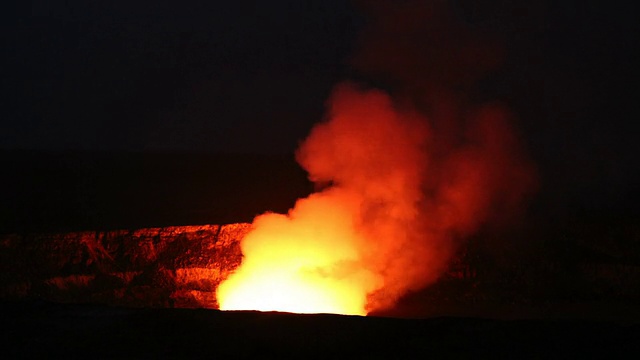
(217, 189, 382, 315)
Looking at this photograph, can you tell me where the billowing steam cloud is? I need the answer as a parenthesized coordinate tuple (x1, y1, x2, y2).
(217, 0, 536, 314)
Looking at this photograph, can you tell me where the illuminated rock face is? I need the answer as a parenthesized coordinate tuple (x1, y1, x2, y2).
(0, 224, 250, 308)
(0, 223, 483, 309)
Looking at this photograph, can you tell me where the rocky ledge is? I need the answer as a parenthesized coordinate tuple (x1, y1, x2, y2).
(0, 224, 250, 308)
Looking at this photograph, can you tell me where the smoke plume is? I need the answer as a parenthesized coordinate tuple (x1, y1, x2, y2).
(217, 0, 536, 314)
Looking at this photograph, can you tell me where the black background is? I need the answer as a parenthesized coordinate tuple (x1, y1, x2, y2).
(1, 0, 638, 237)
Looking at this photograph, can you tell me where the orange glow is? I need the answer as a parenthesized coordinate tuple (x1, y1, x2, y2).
(216, 83, 535, 315)
(217, 84, 428, 315)
(217, 190, 381, 315)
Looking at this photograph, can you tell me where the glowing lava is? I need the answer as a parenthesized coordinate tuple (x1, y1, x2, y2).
(216, 190, 382, 315)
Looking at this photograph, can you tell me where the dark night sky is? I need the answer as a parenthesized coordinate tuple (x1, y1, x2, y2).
(1, 0, 638, 216)
(2, 1, 359, 153)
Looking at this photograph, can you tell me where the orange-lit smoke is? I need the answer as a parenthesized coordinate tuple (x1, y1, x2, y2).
(217, 1, 536, 315)
(217, 82, 534, 315)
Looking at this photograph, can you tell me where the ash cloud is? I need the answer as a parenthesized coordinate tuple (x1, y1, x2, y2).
(218, 0, 536, 313)
(308, 0, 535, 310)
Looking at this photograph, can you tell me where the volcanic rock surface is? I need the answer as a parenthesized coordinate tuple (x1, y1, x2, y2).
(3, 301, 639, 358)
(0, 224, 250, 308)
(2, 222, 639, 320)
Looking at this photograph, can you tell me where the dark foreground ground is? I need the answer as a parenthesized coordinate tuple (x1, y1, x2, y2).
(3, 301, 639, 359)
